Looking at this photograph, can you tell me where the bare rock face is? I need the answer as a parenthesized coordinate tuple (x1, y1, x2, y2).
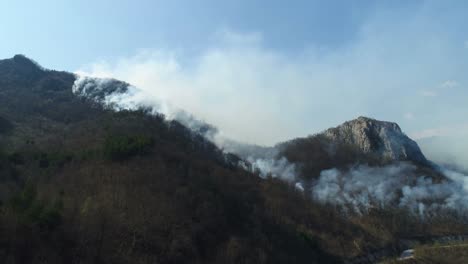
(322, 116, 428, 164)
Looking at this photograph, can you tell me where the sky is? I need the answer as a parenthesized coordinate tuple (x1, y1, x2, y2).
(1, 1, 468, 156)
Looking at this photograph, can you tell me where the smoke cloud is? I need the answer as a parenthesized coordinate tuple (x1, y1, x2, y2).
(248, 156, 297, 182)
(416, 129, 468, 173)
(72, 74, 300, 183)
(312, 162, 468, 216)
(73, 5, 468, 212)
(72, 3, 467, 193)
(72, 74, 468, 216)
(72, 74, 468, 218)
(74, 16, 468, 147)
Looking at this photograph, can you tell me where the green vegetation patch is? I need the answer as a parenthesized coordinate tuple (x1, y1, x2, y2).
(103, 134, 154, 161)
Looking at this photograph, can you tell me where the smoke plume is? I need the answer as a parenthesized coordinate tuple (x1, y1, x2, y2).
(72, 75, 468, 217)
(417, 133, 468, 173)
(312, 162, 468, 216)
(72, 75, 299, 183)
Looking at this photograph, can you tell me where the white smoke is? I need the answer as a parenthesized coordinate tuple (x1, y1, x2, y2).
(248, 156, 297, 182)
(72, 75, 299, 183)
(73, 18, 468, 147)
(312, 162, 468, 216)
(72, 75, 468, 216)
(73, 76, 180, 120)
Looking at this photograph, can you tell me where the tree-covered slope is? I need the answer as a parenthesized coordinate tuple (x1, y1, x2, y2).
(0, 55, 466, 264)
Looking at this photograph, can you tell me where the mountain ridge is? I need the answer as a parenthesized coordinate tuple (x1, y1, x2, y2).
(0, 55, 433, 170)
(0, 54, 466, 264)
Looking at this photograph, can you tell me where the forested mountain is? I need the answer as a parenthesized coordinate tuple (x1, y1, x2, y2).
(0, 55, 466, 264)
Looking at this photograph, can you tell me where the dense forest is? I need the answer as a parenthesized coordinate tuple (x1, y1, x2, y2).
(0, 55, 467, 264)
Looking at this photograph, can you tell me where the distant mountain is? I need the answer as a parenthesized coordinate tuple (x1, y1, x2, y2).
(278, 116, 440, 181)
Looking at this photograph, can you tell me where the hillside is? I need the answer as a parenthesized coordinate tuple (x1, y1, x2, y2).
(0, 55, 357, 263)
(0, 55, 466, 264)
(277, 116, 443, 183)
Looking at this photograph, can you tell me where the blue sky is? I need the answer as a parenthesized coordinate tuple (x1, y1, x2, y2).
(1, 1, 468, 152)
(1, 0, 381, 69)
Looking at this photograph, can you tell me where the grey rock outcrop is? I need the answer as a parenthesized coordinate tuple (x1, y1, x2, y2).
(322, 116, 428, 164)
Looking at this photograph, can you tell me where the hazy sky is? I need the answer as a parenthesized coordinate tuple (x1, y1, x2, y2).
(1, 0, 468, 146)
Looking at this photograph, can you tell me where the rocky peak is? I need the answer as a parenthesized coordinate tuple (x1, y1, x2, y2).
(12, 54, 42, 68)
(0, 54, 46, 84)
(322, 116, 428, 164)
